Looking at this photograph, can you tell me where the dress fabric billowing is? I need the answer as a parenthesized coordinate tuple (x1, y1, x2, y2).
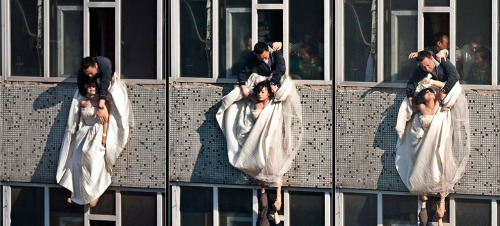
(56, 73, 133, 205)
(395, 82, 470, 197)
(216, 73, 303, 187)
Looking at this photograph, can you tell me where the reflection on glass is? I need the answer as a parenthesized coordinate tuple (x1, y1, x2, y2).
(11, 0, 43, 76)
(383, 1, 417, 83)
(50, 0, 83, 78)
(89, 8, 115, 68)
(382, 195, 417, 225)
(424, 0, 450, 6)
(258, 0, 283, 3)
(180, 0, 212, 77)
(343, 0, 376, 82)
(289, 191, 324, 226)
(218, 0, 251, 78)
(89, 190, 115, 215)
(457, 0, 492, 85)
(50, 188, 84, 226)
(343, 193, 377, 226)
(121, 191, 156, 226)
(180, 186, 213, 226)
(219, 188, 252, 226)
(89, 221, 115, 226)
(11, 186, 44, 226)
(456, 198, 490, 226)
(122, 1, 156, 79)
(289, 0, 324, 80)
(257, 10, 282, 43)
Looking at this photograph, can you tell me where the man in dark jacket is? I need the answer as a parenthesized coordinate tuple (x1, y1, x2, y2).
(77, 56, 113, 124)
(406, 50, 459, 107)
(238, 42, 286, 99)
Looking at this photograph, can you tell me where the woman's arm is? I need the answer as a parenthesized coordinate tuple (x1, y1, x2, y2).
(102, 102, 110, 147)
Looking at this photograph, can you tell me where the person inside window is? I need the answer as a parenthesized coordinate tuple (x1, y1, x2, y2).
(467, 46, 491, 84)
(290, 42, 323, 80)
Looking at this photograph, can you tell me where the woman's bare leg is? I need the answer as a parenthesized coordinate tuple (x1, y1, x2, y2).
(89, 197, 99, 207)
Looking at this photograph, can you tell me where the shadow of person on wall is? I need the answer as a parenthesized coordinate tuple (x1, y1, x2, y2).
(189, 85, 255, 186)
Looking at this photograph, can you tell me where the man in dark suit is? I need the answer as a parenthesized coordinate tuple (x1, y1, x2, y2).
(238, 42, 286, 99)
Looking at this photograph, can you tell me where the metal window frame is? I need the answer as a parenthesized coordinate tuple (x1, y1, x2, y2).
(170, 182, 331, 226)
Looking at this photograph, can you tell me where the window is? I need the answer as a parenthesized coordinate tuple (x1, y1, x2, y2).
(180, 186, 213, 226)
(89, 8, 115, 67)
(122, 191, 157, 226)
(121, 1, 157, 79)
(289, 0, 324, 80)
(289, 191, 325, 226)
(49, 188, 84, 226)
(382, 194, 417, 225)
(10, 0, 43, 77)
(11, 186, 44, 226)
(218, 188, 252, 226)
(343, 0, 376, 82)
(343, 193, 377, 226)
(90, 190, 116, 215)
(456, 198, 491, 226)
(180, 0, 212, 78)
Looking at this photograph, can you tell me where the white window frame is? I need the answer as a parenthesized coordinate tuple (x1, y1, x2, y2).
(170, 0, 332, 85)
(336, 0, 500, 90)
(1, 0, 165, 84)
(337, 188, 500, 226)
(170, 182, 331, 226)
(0, 182, 165, 226)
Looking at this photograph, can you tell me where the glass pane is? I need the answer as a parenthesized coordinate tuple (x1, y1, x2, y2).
(180, 186, 213, 226)
(258, 10, 282, 43)
(457, 0, 491, 85)
(89, 221, 115, 226)
(424, 0, 450, 6)
(219, 188, 252, 226)
(89, 8, 115, 67)
(383, 2, 417, 83)
(50, 0, 83, 78)
(218, 0, 251, 79)
(382, 195, 417, 225)
(289, 0, 324, 80)
(343, 0, 376, 82)
(89, 190, 115, 215)
(424, 196, 450, 223)
(11, 186, 44, 226)
(423, 13, 449, 51)
(11, 0, 43, 77)
(456, 198, 491, 226)
(180, 0, 212, 77)
(343, 193, 377, 226)
(258, 0, 282, 3)
(50, 188, 84, 226)
(289, 191, 324, 226)
(121, 0, 156, 79)
(121, 191, 156, 226)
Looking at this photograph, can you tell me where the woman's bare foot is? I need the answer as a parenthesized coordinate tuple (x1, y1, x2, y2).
(436, 204, 446, 218)
(89, 198, 99, 207)
(67, 198, 72, 204)
(419, 194, 428, 202)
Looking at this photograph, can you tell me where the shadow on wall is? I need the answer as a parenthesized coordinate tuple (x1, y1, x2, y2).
(30, 79, 75, 183)
(190, 85, 255, 185)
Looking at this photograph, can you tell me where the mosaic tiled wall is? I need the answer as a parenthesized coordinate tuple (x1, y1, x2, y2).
(335, 87, 500, 196)
(169, 83, 333, 188)
(0, 83, 166, 189)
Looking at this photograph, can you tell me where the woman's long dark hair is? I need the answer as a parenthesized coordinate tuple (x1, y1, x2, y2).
(413, 88, 434, 106)
(254, 80, 274, 101)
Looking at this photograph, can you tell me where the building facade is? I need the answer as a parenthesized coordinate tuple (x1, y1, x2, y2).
(168, 0, 333, 225)
(336, 0, 500, 225)
(1, 1, 166, 225)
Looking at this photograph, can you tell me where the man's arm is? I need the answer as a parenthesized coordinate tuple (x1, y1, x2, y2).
(406, 69, 420, 98)
(440, 60, 459, 94)
(270, 52, 286, 85)
(97, 58, 112, 101)
(238, 54, 255, 86)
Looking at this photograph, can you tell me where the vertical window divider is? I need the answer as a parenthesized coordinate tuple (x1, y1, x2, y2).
(376, 0, 384, 83)
(116, 190, 122, 226)
(84, 202, 89, 226)
(324, 191, 331, 226)
(1, 0, 7, 81)
(5, 0, 11, 79)
(157, 0, 163, 81)
(44, 186, 49, 226)
(213, 185, 219, 226)
(335, 0, 342, 86)
(171, 185, 181, 226)
(252, 188, 258, 226)
(284, 189, 289, 226)
(212, 0, 219, 81)
(157, 192, 163, 226)
(43, 0, 49, 79)
(450, 196, 456, 225)
(492, 0, 498, 86)
(377, 192, 382, 226)
(171, 0, 180, 80)
(283, 0, 289, 77)
(115, 1, 121, 78)
(83, 0, 89, 58)
(323, 0, 331, 82)
(449, 0, 456, 65)
(2, 186, 11, 226)
(492, 199, 497, 226)
(335, 189, 342, 226)
(251, 0, 257, 55)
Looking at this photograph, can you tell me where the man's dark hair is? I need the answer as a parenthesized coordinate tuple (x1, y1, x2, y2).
(300, 42, 318, 58)
(244, 33, 252, 43)
(416, 50, 433, 62)
(81, 57, 96, 70)
(433, 32, 447, 46)
(475, 46, 491, 64)
(254, 42, 269, 55)
(414, 88, 435, 106)
(472, 34, 484, 46)
(253, 80, 274, 100)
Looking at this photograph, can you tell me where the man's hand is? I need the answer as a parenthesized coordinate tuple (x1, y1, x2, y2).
(408, 52, 418, 59)
(94, 103, 109, 124)
(271, 84, 277, 93)
(240, 85, 250, 99)
(272, 42, 282, 51)
(436, 50, 447, 63)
